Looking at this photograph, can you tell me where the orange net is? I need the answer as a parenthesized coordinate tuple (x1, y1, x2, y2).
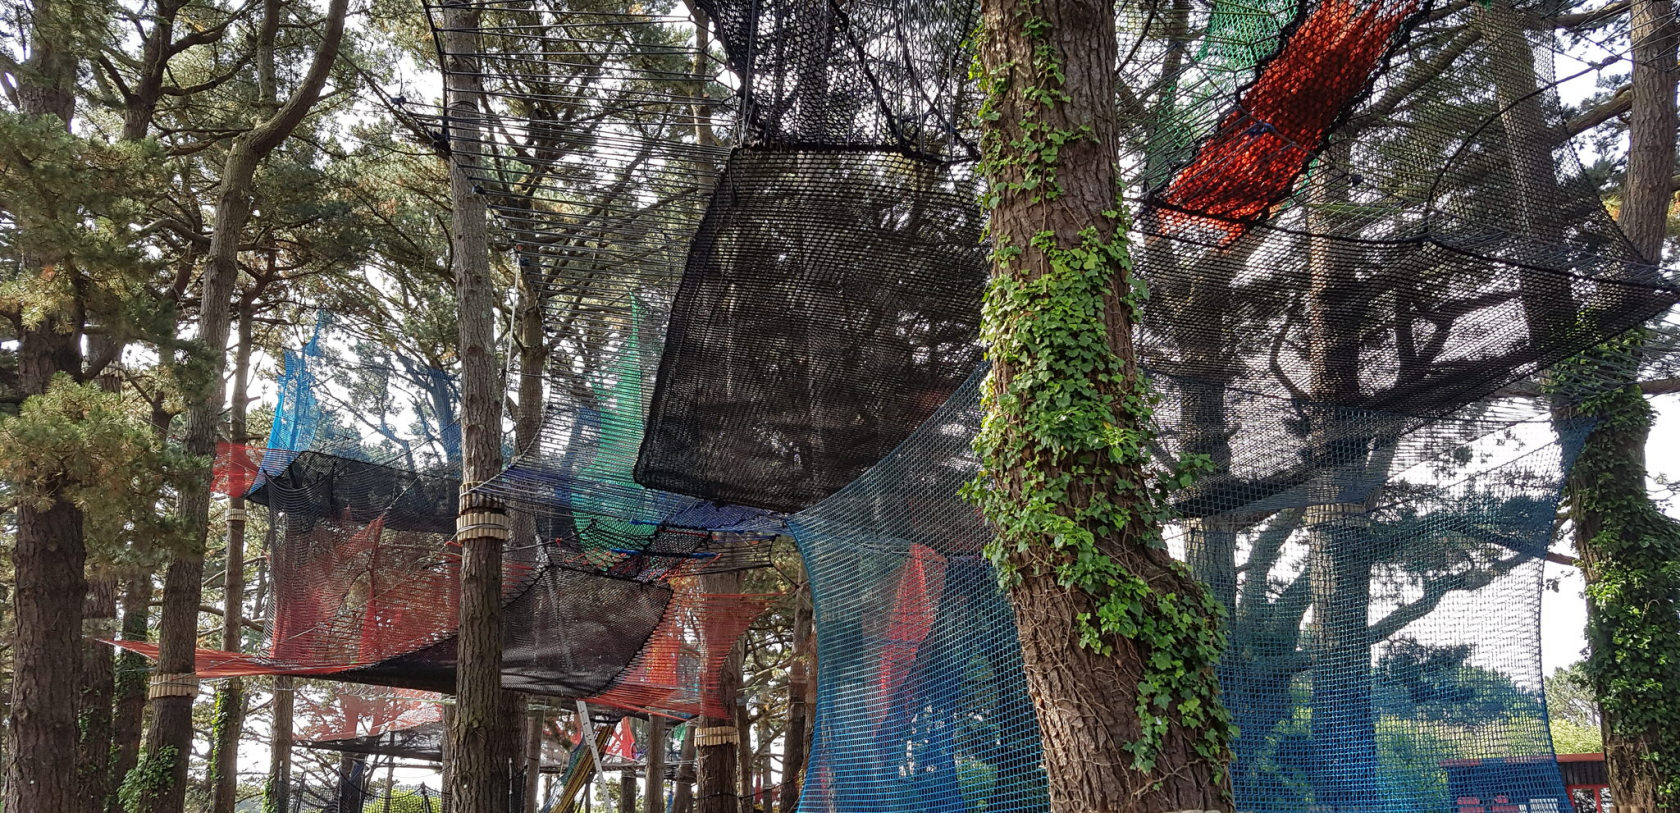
(1154, 0, 1419, 242)
(586, 579, 776, 718)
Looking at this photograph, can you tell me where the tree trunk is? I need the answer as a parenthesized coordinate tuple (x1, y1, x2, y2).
(973, 0, 1232, 806)
(671, 724, 697, 813)
(621, 771, 638, 813)
(1573, 0, 1680, 805)
(698, 571, 744, 813)
(644, 718, 667, 813)
(1478, 0, 1577, 332)
(212, 305, 255, 813)
(441, 706, 456, 813)
(443, 0, 512, 809)
(265, 676, 295, 813)
(336, 753, 369, 813)
(139, 122, 258, 813)
(111, 575, 153, 813)
(76, 354, 128, 813)
(524, 706, 545, 813)
(1476, 0, 1680, 802)
(131, 0, 345, 808)
(734, 679, 752, 813)
(77, 576, 119, 813)
(5, 0, 88, 809)
(1300, 142, 1380, 806)
(776, 583, 812, 813)
(6, 171, 88, 813)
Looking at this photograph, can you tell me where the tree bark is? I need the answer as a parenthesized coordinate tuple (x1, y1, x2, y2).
(621, 770, 638, 813)
(5, 0, 87, 808)
(78, 353, 126, 813)
(110, 574, 153, 813)
(336, 753, 369, 813)
(1573, 0, 1680, 805)
(698, 570, 745, 813)
(974, 0, 1232, 806)
(644, 718, 667, 813)
(734, 676, 752, 812)
(1479, 0, 1578, 330)
(1300, 142, 1380, 806)
(265, 676, 295, 813)
(524, 706, 545, 813)
(78, 577, 119, 813)
(212, 305, 255, 813)
(442, 0, 512, 809)
(671, 724, 697, 813)
(776, 581, 812, 813)
(441, 705, 456, 813)
(133, 0, 347, 808)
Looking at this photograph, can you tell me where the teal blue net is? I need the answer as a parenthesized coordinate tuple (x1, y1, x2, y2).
(378, 0, 1680, 806)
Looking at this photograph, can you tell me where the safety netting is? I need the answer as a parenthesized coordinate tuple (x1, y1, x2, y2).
(414, 0, 1680, 804)
(295, 685, 448, 759)
(209, 0, 1680, 804)
(186, 320, 781, 723)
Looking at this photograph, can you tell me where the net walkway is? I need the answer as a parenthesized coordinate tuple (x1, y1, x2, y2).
(199, 0, 1680, 807)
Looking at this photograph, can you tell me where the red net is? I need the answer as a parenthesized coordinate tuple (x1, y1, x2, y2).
(1154, 0, 1419, 243)
(270, 515, 467, 670)
(212, 442, 265, 496)
(876, 543, 946, 706)
(586, 578, 776, 718)
(298, 685, 446, 745)
(212, 443, 301, 496)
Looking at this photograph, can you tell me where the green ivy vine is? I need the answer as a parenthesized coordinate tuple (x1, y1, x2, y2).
(1558, 331, 1680, 804)
(262, 776, 284, 813)
(118, 744, 178, 813)
(962, 0, 1236, 783)
(205, 681, 240, 793)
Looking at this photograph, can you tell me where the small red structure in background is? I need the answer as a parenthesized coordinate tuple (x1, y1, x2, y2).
(1557, 753, 1610, 813)
(1443, 752, 1606, 813)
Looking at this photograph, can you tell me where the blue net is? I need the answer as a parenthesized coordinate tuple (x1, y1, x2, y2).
(257, 319, 465, 482)
(790, 372, 1049, 813)
(396, 0, 1680, 804)
(788, 370, 1592, 813)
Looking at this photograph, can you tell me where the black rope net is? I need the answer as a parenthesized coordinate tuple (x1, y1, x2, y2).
(233, 0, 1680, 806)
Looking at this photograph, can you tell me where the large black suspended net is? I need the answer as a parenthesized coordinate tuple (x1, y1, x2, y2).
(236, 0, 1680, 806)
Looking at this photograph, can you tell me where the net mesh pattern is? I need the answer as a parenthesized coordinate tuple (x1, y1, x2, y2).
(790, 370, 1595, 812)
(198, 342, 778, 720)
(637, 149, 986, 511)
(399, 0, 1680, 805)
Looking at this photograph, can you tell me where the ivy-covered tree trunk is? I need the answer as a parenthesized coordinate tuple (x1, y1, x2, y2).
(970, 0, 1234, 807)
(1479, 0, 1680, 801)
(131, 0, 347, 807)
(4, 0, 89, 809)
(1571, 0, 1680, 803)
(442, 0, 512, 807)
(211, 305, 256, 813)
(110, 574, 153, 813)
